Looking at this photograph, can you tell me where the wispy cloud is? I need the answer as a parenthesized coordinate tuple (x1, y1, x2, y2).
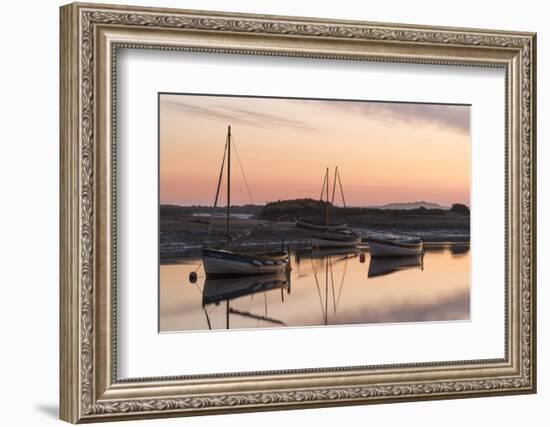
(161, 97, 320, 132)
(163, 95, 470, 136)
(326, 101, 470, 134)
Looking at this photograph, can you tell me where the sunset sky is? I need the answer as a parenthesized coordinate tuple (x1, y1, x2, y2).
(159, 94, 470, 207)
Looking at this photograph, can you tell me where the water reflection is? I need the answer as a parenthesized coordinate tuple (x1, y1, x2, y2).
(368, 255, 423, 278)
(310, 252, 356, 325)
(202, 274, 291, 306)
(160, 243, 470, 332)
(449, 243, 470, 256)
(202, 274, 291, 329)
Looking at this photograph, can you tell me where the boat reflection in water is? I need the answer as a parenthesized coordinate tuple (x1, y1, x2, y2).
(309, 247, 360, 325)
(449, 243, 470, 256)
(310, 246, 363, 260)
(201, 273, 291, 329)
(160, 242, 471, 332)
(367, 255, 423, 278)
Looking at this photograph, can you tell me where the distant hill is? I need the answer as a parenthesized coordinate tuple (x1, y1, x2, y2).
(259, 198, 330, 221)
(368, 201, 450, 210)
(258, 198, 457, 222)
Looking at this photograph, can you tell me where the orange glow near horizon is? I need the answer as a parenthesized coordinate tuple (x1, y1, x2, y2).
(160, 94, 470, 207)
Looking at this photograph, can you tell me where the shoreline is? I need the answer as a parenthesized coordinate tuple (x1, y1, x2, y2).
(160, 234, 470, 261)
(160, 240, 470, 264)
(160, 205, 470, 260)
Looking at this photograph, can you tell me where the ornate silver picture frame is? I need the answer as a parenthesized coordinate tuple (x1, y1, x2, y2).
(60, 2, 536, 423)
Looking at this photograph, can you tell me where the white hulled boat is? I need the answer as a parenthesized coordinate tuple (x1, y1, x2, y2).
(309, 167, 360, 248)
(295, 214, 347, 231)
(311, 230, 362, 248)
(202, 126, 290, 276)
(366, 237, 423, 257)
(203, 248, 289, 276)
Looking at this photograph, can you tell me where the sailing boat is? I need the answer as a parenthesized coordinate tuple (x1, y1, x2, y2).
(366, 236, 423, 257)
(202, 126, 290, 276)
(311, 167, 361, 248)
(295, 167, 347, 231)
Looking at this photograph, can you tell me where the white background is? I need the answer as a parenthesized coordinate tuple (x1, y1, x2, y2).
(0, 0, 546, 426)
(118, 50, 504, 377)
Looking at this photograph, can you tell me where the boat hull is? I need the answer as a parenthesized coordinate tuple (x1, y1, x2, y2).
(367, 238, 423, 257)
(203, 248, 289, 276)
(311, 232, 361, 248)
(295, 217, 347, 232)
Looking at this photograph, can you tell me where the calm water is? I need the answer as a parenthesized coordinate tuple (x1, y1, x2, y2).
(159, 244, 470, 332)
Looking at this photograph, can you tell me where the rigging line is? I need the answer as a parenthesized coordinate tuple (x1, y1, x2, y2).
(337, 168, 347, 208)
(325, 167, 330, 228)
(198, 281, 213, 331)
(231, 137, 254, 205)
(206, 137, 228, 240)
(203, 307, 213, 330)
(325, 255, 329, 324)
(331, 166, 338, 205)
(191, 282, 203, 296)
(329, 257, 336, 313)
(319, 169, 328, 201)
(336, 257, 348, 310)
(311, 258, 326, 318)
(229, 308, 287, 326)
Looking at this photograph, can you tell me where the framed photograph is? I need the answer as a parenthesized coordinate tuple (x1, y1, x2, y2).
(60, 2, 537, 423)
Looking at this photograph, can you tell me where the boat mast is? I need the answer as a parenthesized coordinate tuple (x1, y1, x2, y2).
(331, 166, 338, 205)
(337, 168, 347, 208)
(319, 169, 328, 201)
(206, 130, 228, 242)
(226, 125, 231, 250)
(325, 256, 329, 325)
(325, 167, 330, 228)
